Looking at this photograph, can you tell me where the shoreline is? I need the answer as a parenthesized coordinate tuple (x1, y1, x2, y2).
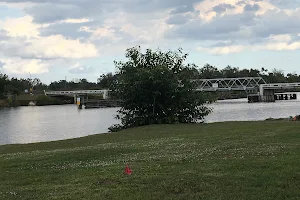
(0, 120, 298, 147)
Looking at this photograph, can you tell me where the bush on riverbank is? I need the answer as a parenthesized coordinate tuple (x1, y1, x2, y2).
(35, 95, 63, 106)
(1, 95, 64, 107)
(0, 121, 299, 199)
(110, 47, 211, 132)
(0, 99, 9, 107)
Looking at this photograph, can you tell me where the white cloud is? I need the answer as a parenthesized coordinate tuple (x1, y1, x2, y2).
(0, 2, 38, 9)
(197, 45, 247, 55)
(255, 1, 278, 15)
(61, 18, 92, 24)
(0, 16, 40, 37)
(1, 34, 98, 59)
(2, 59, 50, 74)
(0, 15, 99, 75)
(210, 45, 246, 54)
(268, 34, 292, 42)
(80, 25, 118, 40)
(255, 42, 300, 51)
(28, 35, 98, 59)
(198, 36, 300, 55)
(195, 0, 278, 17)
(68, 63, 95, 74)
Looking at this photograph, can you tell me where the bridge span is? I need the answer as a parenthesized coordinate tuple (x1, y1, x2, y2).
(194, 77, 266, 92)
(193, 77, 300, 102)
(44, 90, 110, 104)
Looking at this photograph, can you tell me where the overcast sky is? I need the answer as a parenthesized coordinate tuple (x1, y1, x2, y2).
(0, 0, 300, 83)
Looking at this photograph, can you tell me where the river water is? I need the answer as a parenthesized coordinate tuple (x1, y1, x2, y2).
(1, 94, 300, 145)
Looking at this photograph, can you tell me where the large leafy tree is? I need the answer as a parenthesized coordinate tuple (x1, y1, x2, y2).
(109, 46, 211, 131)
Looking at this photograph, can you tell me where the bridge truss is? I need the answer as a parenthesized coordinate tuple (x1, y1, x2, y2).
(194, 77, 266, 92)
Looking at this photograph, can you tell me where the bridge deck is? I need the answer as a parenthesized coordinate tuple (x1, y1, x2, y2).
(44, 90, 109, 95)
(259, 82, 300, 96)
(260, 82, 300, 89)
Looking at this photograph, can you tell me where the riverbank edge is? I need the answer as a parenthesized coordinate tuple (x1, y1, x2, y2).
(0, 95, 65, 107)
(0, 120, 298, 152)
(0, 96, 122, 108)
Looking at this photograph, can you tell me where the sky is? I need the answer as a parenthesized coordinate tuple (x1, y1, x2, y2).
(0, 0, 300, 84)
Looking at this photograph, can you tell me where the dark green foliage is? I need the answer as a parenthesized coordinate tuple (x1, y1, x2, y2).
(109, 47, 211, 131)
(97, 72, 118, 89)
(199, 65, 300, 83)
(35, 95, 63, 106)
(0, 73, 8, 99)
(0, 99, 9, 107)
(49, 79, 100, 91)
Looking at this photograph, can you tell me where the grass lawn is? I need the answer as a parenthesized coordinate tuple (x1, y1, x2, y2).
(0, 121, 300, 199)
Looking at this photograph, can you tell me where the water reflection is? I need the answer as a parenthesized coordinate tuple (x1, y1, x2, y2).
(205, 94, 300, 123)
(0, 105, 119, 145)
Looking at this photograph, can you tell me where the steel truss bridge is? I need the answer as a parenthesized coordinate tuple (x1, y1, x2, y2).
(193, 77, 267, 92)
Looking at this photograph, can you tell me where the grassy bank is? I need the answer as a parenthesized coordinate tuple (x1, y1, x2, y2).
(0, 121, 299, 199)
(16, 94, 64, 106)
(0, 95, 66, 107)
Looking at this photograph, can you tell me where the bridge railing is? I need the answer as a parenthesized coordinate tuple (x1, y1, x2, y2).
(44, 90, 110, 95)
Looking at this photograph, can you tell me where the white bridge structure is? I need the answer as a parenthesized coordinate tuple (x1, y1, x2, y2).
(259, 82, 300, 102)
(260, 82, 300, 94)
(44, 90, 110, 100)
(44, 77, 300, 103)
(194, 77, 266, 92)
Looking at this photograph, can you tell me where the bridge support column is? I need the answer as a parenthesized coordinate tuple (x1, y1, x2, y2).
(77, 95, 84, 109)
(103, 90, 109, 99)
(74, 95, 77, 104)
(262, 89, 275, 102)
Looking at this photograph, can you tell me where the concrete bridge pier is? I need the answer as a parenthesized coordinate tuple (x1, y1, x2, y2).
(262, 89, 275, 102)
(103, 90, 109, 99)
(74, 95, 77, 104)
(77, 95, 88, 109)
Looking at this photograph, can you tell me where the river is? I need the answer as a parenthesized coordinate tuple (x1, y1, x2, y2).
(1, 95, 300, 145)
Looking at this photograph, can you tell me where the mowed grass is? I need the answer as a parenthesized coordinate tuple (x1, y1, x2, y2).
(0, 121, 300, 200)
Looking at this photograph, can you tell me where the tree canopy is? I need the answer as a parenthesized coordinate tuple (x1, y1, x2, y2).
(109, 47, 212, 131)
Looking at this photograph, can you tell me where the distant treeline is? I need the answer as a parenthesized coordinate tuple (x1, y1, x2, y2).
(1, 65, 300, 99)
(198, 65, 300, 83)
(0, 73, 116, 99)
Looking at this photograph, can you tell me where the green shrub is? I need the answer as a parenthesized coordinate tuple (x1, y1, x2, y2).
(0, 100, 9, 107)
(36, 95, 63, 106)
